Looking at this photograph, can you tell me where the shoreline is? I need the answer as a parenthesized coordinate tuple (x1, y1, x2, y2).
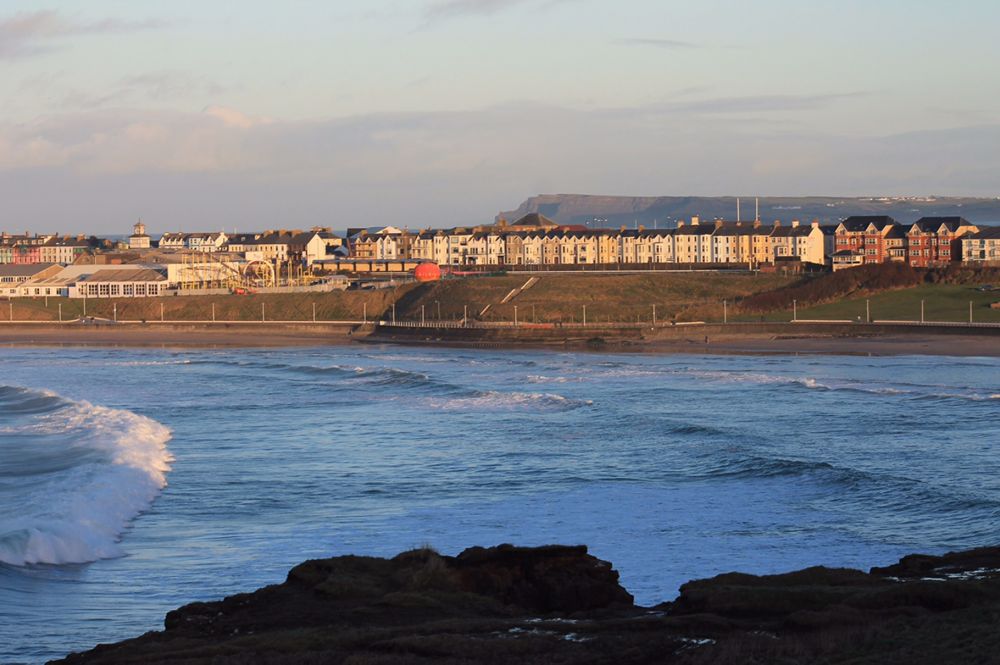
(1, 321, 999, 356)
(0, 322, 359, 348)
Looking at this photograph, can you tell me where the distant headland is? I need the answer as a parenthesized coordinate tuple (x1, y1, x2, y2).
(500, 194, 1000, 227)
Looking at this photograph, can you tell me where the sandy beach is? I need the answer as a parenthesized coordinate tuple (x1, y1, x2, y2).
(0, 322, 358, 348)
(2, 321, 999, 356)
(642, 333, 1000, 357)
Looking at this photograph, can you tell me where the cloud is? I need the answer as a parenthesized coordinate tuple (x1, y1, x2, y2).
(0, 10, 167, 59)
(60, 72, 228, 110)
(423, 0, 571, 20)
(616, 37, 699, 50)
(640, 92, 868, 115)
(203, 106, 272, 129)
(0, 103, 997, 233)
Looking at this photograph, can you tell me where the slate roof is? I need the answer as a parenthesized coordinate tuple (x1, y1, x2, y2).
(78, 269, 166, 283)
(839, 216, 897, 232)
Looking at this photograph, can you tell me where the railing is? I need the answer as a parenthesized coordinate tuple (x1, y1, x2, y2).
(376, 320, 707, 330)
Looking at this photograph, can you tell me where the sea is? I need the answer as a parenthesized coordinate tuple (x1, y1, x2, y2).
(1, 345, 998, 663)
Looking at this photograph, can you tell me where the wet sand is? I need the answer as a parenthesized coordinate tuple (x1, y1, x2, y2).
(0, 322, 358, 348)
(642, 333, 1000, 357)
(1, 322, 999, 356)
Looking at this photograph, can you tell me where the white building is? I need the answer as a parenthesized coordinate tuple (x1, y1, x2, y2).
(68, 268, 167, 298)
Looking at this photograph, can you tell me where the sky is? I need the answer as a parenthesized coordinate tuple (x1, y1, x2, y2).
(1, 0, 999, 234)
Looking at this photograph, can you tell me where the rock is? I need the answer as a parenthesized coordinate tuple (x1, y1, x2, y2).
(453, 544, 634, 612)
(53, 544, 1000, 665)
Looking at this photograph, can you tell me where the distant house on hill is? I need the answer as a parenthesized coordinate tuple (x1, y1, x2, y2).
(158, 232, 228, 252)
(129, 221, 152, 250)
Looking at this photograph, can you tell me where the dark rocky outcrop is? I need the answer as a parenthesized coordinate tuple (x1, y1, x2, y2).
(54, 544, 1000, 664)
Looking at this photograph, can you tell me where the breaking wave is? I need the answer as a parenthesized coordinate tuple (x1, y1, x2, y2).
(0, 386, 172, 566)
(422, 390, 593, 412)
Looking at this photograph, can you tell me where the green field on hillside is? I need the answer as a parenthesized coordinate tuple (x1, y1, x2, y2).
(738, 284, 1000, 324)
(394, 273, 795, 323)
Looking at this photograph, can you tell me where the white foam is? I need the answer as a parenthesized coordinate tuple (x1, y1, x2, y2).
(424, 391, 592, 412)
(0, 395, 173, 566)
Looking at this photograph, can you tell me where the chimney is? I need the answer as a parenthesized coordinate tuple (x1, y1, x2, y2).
(676, 221, 685, 229)
(811, 220, 820, 228)
(791, 220, 800, 228)
(715, 220, 724, 229)
(691, 216, 700, 226)
(637, 225, 645, 232)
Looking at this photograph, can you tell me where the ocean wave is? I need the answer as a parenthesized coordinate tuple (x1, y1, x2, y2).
(670, 369, 977, 400)
(668, 424, 726, 436)
(422, 390, 593, 412)
(525, 375, 574, 384)
(0, 386, 172, 567)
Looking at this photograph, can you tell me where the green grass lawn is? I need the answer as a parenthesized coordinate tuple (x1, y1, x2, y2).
(739, 284, 1000, 324)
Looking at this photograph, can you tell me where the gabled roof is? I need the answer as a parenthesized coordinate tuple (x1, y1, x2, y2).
(510, 213, 558, 228)
(910, 216, 973, 233)
(839, 215, 897, 232)
(638, 229, 675, 238)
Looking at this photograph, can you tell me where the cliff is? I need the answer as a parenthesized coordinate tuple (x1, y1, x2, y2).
(499, 194, 1000, 227)
(55, 544, 1000, 664)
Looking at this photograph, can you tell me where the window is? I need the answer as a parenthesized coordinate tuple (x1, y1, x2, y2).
(123, 284, 134, 296)
(148, 284, 159, 296)
(99, 283, 110, 296)
(110, 284, 120, 296)
(136, 284, 146, 296)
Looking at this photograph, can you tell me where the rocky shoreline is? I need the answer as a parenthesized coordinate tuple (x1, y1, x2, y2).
(54, 543, 1000, 664)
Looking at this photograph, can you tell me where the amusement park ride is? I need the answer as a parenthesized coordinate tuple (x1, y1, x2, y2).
(176, 253, 314, 293)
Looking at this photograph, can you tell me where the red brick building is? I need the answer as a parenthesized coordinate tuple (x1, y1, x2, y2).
(906, 217, 977, 268)
(833, 216, 898, 270)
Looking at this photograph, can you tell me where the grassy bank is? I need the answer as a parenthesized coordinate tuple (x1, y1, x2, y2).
(790, 284, 1000, 323)
(392, 273, 795, 323)
(1, 288, 416, 323)
(7, 272, 995, 327)
(2, 273, 795, 324)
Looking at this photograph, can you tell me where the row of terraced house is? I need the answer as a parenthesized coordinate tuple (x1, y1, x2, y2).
(0, 233, 97, 265)
(349, 215, 834, 269)
(348, 213, 1000, 270)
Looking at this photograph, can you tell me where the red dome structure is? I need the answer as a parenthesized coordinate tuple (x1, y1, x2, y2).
(413, 262, 442, 282)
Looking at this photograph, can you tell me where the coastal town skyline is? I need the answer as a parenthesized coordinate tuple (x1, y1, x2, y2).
(2, 1, 1000, 233)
